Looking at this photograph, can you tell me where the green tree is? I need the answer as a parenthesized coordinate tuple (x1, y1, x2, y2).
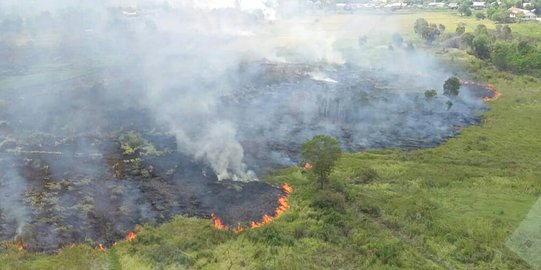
(475, 12, 486, 20)
(301, 135, 342, 189)
(421, 24, 441, 43)
(458, 4, 472, 16)
(474, 24, 489, 36)
(443, 76, 461, 97)
(472, 34, 491, 59)
(414, 18, 428, 35)
(424, 89, 438, 100)
(456, 22, 466, 34)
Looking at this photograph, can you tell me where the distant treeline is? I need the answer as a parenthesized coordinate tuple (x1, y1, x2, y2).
(414, 18, 541, 76)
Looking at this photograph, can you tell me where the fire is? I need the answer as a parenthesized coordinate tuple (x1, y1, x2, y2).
(304, 163, 313, 169)
(233, 223, 244, 233)
(98, 244, 105, 252)
(483, 85, 502, 102)
(211, 212, 229, 230)
(282, 183, 292, 194)
(461, 80, 502, 102)
(125, 231, 137, 242)
(212, 183, 292, 232)
(16, 240, 26, 251)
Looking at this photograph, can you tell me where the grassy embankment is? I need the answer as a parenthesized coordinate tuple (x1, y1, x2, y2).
(1, 11, 540, 269)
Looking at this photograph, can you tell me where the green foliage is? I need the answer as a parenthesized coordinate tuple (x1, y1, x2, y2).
(119, 131, 161, 157)
(491, 40, 541, 73)
(472, 34, 491, 59)
(474, 24, 489, 36)
(352, 167, 380, 184)
(475, 12, 486, 20)
(311, 190, 347, 212)
(414, 18, 429, 35)
(301, 135, 342, 189)
(421, 24, 441, 43)
(424, 89, 438, 100)
(458, 4, 472, 16)
(490, 9, 512, 23)
(495, 24, 513, 40)
(456, 22, 466, 34)
(443, 76, 461, 97)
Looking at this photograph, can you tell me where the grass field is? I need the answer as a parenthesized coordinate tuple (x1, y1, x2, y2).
(394, 10, 541, 39)
(1, 11, 541, 269)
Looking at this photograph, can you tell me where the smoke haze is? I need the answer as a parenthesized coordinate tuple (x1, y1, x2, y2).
(0, 0, 494, 251)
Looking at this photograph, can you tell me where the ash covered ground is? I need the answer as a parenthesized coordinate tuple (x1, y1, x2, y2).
(0, 60, 493, 252)
(0, 2, 496, 253)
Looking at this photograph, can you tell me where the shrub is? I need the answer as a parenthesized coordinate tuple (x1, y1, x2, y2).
(311, 190, 346, 212)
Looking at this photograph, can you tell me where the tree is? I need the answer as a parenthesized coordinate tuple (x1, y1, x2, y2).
(414, 18, 428, 35)
(443, 76, 461, 97)
(475, 12, 486, 20)
(301, 135, 342, 189)
(456, 23, 466, 35)
(424, 89, 438, 100)
(474, 24, 489, 36)
(421, 24, 441, 43)
(472, 34, 491, 59)
(458, 4, 472, 16)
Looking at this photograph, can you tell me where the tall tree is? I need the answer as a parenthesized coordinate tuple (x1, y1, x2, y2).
(301, 135, 342, 189)
(443, 77, 461, 97)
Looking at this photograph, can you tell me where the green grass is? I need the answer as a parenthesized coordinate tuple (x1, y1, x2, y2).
(1, 11, 541, 269)
(395, 10, 541, 39)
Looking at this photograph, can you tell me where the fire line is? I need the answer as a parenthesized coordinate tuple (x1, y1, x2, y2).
(211, 183, 292, 232)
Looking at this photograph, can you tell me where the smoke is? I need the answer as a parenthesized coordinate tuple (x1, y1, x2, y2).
(0, 156, 29, 237)
(0, 0, 495, 251)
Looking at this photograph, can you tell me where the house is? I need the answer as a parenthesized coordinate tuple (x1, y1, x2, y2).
(447, 2, 459, 9)
(428, 2, 446, 8)
(472, 2, 486, 9)
(508, 7, 538, 20)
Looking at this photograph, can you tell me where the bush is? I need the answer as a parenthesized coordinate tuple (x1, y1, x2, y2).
(311, 190, 346, 212)
(352, 167, 379, 184)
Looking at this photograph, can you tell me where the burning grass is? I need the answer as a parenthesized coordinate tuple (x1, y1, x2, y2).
(211, 183, 292, 232)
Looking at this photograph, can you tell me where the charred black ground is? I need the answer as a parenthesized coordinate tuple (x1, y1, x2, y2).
(0, 61, 495, 252)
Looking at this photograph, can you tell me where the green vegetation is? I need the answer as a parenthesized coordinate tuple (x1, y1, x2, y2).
(424, 89, 438, 100)
(443, 77, 461, 97)
(301, 135, 342, 189)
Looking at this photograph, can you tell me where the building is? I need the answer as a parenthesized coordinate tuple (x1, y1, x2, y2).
(472, 2, 486, 9)
(508, 7, 538, 20)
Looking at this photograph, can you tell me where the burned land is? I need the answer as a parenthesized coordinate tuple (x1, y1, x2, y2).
(0, 59, 495, 252)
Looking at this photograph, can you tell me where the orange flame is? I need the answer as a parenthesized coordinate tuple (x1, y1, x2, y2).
(212, 183, 292, 232)
(125, 231, 137, 242)
(233, 223, 244, 233)
(211, 212, 229, 230)
(304, 163, 313, 169)
(16, 240, 26, 252)
(98, 244, 105, 252)
(461, 80, 502, 102)
(282, 183, 292, 194)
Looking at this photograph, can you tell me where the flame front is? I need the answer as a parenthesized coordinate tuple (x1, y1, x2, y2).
(482, 83, 502, 102)
(211, 212, 229, 230)
(461, 80, 502, 102)
(212, 183, 292, 232)
(98, 244, 105, 252)
(125, 231, 137, 242)
(17, 240, 26, 251)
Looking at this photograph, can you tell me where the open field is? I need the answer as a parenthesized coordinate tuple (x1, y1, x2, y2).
(1, 11, 541, 269)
